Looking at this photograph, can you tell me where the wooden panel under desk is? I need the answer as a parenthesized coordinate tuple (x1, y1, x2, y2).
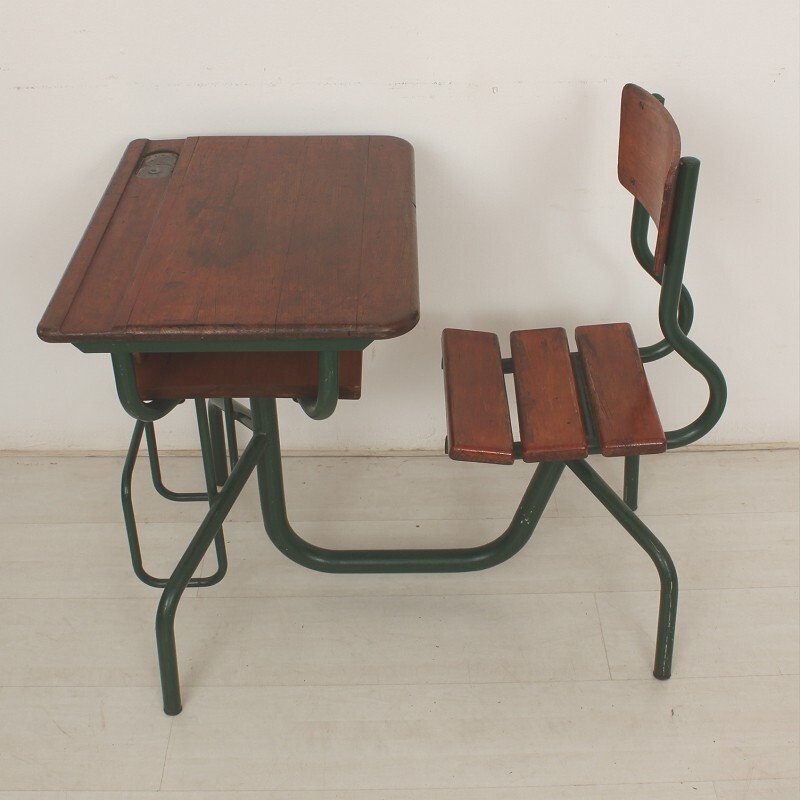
(133, 350, 363, 401)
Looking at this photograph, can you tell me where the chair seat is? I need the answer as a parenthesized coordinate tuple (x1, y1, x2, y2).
(442, 323, 666, 464)
(133, 350, 363, 401)
(441, 329, 515, 464)
(575, 323, 667, 457)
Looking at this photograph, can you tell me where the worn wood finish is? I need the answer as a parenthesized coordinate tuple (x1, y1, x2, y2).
(38, 136, 419, 346)
(618, 83, 682, 277)
(36, 139, 149, 342)
(510, 328, 588, 462)
(442, 329, 515, 466)
(133, 351, 362, 401)
(575, 323, 666, 457)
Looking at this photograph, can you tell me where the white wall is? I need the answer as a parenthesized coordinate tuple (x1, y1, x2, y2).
(2, 0, 798, 451)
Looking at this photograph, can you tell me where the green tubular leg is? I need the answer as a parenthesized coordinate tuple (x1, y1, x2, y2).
(208, 401, 229, 488)
(223, 398, 240, 469)
(250, 397, 565, 573)
(193, 399, 230, 584)
(121, 421, 226, 589)
(209, 397, 249, 469)
(623, 455, 640, 511)
(566, 458, 678, 679)
(155, 430, 270, 715)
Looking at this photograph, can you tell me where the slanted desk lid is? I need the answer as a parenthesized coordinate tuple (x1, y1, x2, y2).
(38, 135, 419, 346)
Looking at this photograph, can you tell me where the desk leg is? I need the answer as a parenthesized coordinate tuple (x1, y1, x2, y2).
(250, 397, 564, 573)
(155, 430, 269, 715)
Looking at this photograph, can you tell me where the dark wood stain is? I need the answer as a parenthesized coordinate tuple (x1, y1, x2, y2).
(575, 323, 667, 456)
(618, 83, 682, 277)
(38, 135, 419, 345)
(134, 350, 363, 401)
(510, 328, 588, 462)
(442, 328, 515, 465)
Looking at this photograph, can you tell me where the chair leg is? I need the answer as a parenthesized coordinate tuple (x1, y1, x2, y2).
(624, 455, 640, 510)
(567, 458, 678, 679)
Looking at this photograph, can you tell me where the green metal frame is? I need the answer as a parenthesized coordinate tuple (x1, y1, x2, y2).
(99, 121, 725, 716)
(155, 429, 269, 714)
(120, 404, 228, 590)
(252, 396, 565, 573)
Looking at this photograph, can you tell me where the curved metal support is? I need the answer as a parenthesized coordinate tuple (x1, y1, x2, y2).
(567, 459, 678, 679)
(144, 422, 207, 502)
(297, 350, 339, 420)
(155, 430, 270, 715)
(111, 352, 179, 422)
(630, 200, 695, 363)
(657, 159, 727, 449)
(120, 420, 226, 589)
(630, 198, 657, 276)
(250, 397, 564, 573)
(639, 285, 694, 363)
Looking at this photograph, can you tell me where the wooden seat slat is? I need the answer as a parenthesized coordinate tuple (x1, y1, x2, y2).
(575, 323, 666, 456)
(134, 351, 362, 401)
(442, 329, 515, 465)
(510, 328, 588, 462)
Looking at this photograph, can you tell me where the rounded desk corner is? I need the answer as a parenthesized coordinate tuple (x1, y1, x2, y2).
(36, 316, 66, 344)
(373, 135, 415, 155)
(124, 138, 152, 161)
(391, 308, 421, 338)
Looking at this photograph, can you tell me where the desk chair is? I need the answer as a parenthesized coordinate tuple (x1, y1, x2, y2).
(441, 83, 727, 678)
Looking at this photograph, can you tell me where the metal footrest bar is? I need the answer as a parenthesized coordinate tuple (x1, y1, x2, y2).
(143, 422, 208, 502)
(566, 458, 678, 679)
(120, 418, 227, 590)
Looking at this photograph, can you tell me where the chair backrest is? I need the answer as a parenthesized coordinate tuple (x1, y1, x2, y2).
(618, 83, 682, 278)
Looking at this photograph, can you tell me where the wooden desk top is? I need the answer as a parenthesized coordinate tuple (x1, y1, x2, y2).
(39, 136, 418, 347)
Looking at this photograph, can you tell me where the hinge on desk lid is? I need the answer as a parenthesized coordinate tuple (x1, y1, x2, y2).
(136, 151, 178, 179)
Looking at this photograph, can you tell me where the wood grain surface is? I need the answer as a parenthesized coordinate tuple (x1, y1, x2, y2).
(442, 328, 515, 465)
(133, 351, 362, 401)
(38, 136, 418, 346)
(510, 328, 588, 462)
(575, 322, 666, 457)
(617, 83, 682, 277)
